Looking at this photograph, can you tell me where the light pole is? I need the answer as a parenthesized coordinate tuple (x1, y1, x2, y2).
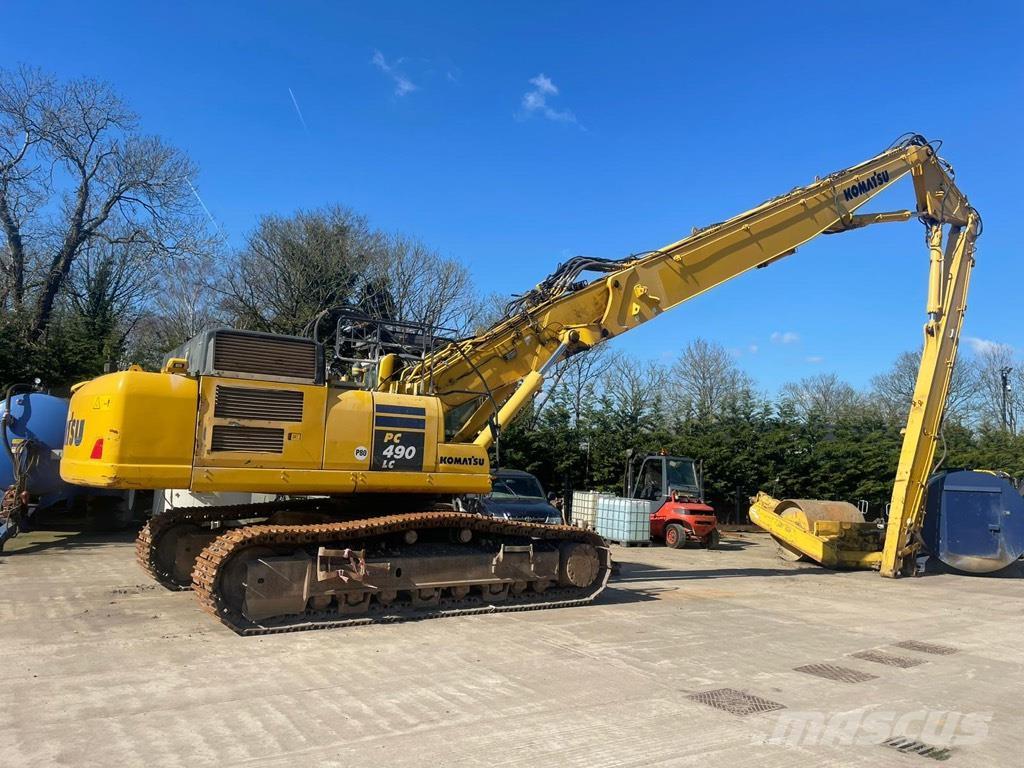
(579, 440, 590, 489)
(1000, 367, 1013, 433)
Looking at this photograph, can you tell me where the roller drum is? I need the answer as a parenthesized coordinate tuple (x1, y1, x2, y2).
(772, 498, 865, 561)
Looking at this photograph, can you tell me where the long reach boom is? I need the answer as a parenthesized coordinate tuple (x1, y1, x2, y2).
(395, 134, 979, 577)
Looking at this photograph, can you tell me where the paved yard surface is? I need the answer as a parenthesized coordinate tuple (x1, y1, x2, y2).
(3, 529, 1021, 767)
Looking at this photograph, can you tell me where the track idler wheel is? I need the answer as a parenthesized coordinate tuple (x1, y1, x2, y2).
(154, 522, 210, 586)
(219, 546, 277, 617)
(558, 542, 600, 587)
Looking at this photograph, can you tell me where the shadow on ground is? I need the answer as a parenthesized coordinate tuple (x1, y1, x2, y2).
(617, 536, 759, 554)
(613, 561, 835, 583)
(598, 556, 843, 606)
(919, 558, 1024, 579)
(1, 529, 137, 556)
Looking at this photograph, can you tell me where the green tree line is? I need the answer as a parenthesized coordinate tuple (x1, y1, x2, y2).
(499, 344, 1024, 521)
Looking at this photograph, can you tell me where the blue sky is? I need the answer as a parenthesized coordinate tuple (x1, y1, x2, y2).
(4, 1, 1022, 392)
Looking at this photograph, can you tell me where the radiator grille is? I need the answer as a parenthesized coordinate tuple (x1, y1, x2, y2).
(214, 386, 304, 422)
(210, 425, 285, 453)
(212, 331, 318, 381)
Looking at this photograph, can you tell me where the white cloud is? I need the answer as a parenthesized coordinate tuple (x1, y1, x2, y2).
(519, 73, 577, 124)
(965, 336, 1011, 356)
(806, 355, 825, 364)
(770, 331, 800, 345)
(372, 50, 417, 96)
(529, 73, 558, 95)
(748, 344, 759, 354)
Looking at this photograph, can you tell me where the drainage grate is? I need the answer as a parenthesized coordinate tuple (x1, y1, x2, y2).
(893, 640, 958, 656)
(851, 650, 927, 668)
(793, 663, 878, 683)
(882, 736, 952, 761)
(685, 688, 785, 716)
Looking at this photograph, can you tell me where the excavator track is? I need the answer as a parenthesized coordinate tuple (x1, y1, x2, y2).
(192, 511, 612, 635)
(136, 498, 340, 590)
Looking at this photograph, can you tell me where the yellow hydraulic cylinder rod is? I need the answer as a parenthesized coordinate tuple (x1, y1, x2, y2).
(471, 340, 568, 451)
(926, 224, 944, 319)
(824, 210, 913, 233)
(473, 370, 544, 450)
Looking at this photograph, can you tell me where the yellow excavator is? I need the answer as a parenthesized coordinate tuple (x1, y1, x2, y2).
(60, 134, 978, 633)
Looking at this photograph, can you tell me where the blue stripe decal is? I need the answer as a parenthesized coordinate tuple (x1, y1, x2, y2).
(375, 404, 427, 416)
(374, 416, 427, 430)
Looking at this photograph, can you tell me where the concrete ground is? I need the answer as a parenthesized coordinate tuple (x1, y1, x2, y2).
(2, 528, 1020, 768)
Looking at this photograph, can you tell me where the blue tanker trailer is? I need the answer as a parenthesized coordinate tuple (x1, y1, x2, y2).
(923, 469, 1024, 575)
(0, 385, 144, 550)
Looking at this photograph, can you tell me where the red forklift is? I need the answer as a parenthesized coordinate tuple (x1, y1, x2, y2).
(625, 450, 720, 549)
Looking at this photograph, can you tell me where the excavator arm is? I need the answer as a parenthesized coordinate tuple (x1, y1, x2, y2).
(396, 134, 979, 577)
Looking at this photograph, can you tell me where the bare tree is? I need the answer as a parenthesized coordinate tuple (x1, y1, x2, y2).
(869, 350, 979, 425)
(669, 338, 753, 422)
(973, 344, 1023, 433)
(467, 291, 510, 335)
(0, 65, 211, 339)
(0, 68, 47, 308)
(221, 206, 480, 338)
(542, 345, 614, 427)
(221, 206, 386, 335)
(123, 251, 225, 367)
(152, 265, 222, 344)
(781, 372, 862, 422)
(64, 236, 153, 341)
(366, 234, 477, 334)
(601, 352, 668, 431)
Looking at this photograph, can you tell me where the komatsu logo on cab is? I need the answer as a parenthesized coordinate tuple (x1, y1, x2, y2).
(439, 455, 486, 467)
(842, 170, 890, 201)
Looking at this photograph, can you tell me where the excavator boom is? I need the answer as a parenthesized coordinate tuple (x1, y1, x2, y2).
(396, 137, 972, 433)
(394, 134, 978, 577)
